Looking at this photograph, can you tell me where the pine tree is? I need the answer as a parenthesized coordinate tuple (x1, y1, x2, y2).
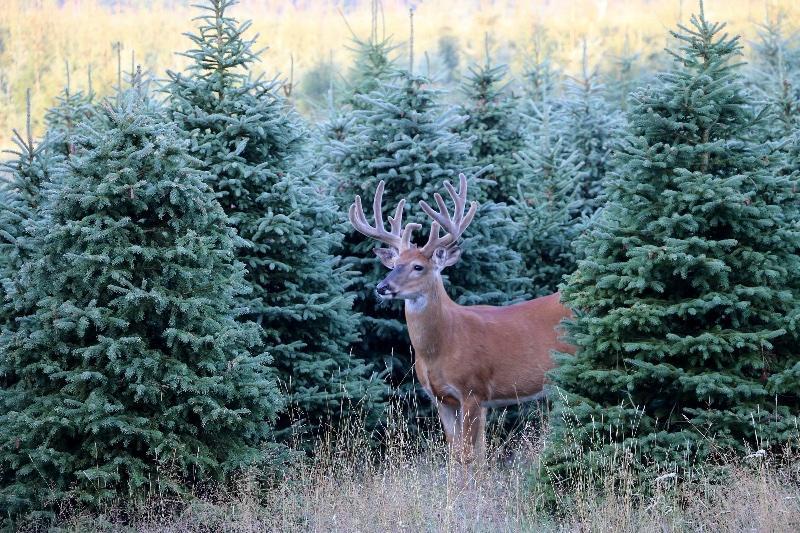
(166, 0, 384, 438)
(540, 5, 800, 498)
(512, 102, 583, 297)
(456, 41, 527, 204)
(560, 41, 625, 217)
(0, 90, 282, 523)
(330, 71, 527, 401)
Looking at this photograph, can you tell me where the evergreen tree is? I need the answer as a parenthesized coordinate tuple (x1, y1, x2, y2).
(610, 34, 642, 111)
(437, 33, 461, 83)
(44, 63, 96, 157)
(344, 0, 400, 108)
(346, 35, 399, 105)
(0, 91, 61, 329)
(0, 91, 282, 523)
(166, 0, 384, 438)
(0, 91, 62, 408)
(523, 25, 560, 104)
(541, 5, 800, 498)
(560, 41, 625, 217)
(749, 14, 800, 143)
(512, 102, 583, 297)
(456, 45, 527, 204)
(329, 71, 527, 401)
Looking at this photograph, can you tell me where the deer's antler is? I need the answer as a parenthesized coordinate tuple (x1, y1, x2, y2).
(349, 180, 421, 252)
(419, 173, 478, 255)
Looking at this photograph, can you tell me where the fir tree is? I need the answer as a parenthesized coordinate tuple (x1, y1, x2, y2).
(330, 71, 527, 400)
(456, 42, 527, 204)
(166, 0, 384, 438)
(0, 91, 282, 523)
(541, 5, 800, 497)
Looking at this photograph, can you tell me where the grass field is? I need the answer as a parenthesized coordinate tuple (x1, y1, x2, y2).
(19, 411, 800, 532)
(1, 0, 799, 151)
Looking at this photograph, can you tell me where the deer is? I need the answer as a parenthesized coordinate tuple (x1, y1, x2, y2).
(349, 173, 574, 464)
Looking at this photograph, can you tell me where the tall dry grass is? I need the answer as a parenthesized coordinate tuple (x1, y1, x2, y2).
(17, 405, 800, 532)
(2, 0, 799, 151)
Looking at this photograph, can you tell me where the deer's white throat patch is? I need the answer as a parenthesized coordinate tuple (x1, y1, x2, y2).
(405, 295, 428, 313)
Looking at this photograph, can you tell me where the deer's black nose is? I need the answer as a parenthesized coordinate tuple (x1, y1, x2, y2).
(376, 282, 392, 296)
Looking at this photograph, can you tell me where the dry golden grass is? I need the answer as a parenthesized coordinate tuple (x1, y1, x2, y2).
(16, 406, 799, 532)
(1, 0, 799, 151)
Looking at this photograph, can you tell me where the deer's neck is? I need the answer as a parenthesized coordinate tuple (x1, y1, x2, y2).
(404, 278, 454, 361)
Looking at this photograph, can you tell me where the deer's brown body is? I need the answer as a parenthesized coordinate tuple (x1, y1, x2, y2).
(409, 290, 572, 409)
(349, 174, 574, 463)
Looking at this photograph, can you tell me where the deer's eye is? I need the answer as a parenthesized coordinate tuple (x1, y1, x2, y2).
(413, 265, 424, 271)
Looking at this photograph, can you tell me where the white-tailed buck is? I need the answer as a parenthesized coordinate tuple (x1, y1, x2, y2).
(349, 173, 574, 463)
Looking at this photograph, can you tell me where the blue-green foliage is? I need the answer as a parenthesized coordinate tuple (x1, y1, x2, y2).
(560, 48, 625, 217)
(540, 6, 800, 500)
(165, 0, 384, 439)
(456, 55, 527, 204)
(513, 102, 583, 296)
(44, 73, 96, 157)
(0, 97, 63, 422)
(0, 91, 282, 523)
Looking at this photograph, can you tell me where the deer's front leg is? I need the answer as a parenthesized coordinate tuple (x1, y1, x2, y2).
(457, 397, 486, 464)
(436, 400, 460, 453)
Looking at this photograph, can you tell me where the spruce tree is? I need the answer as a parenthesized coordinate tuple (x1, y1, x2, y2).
(0, 91, 62, 411)
(456, 43, 527, 204)
(0, 91, 61, 330)
(437, 33, 461, 83)
(166, 0, 384, 438)
(44, 63, 96, 157)
(610, 35, 642, 111)
(560, 41, 625, 217)
(346, 35, 399, 106)
(523, 26, 560, 104)
(330, 71, 527, 399)
(512, 102, 583, 297)
(541, 5, 800, 496)
(0, 90, 282, 523)
(749, 14, 800, 144)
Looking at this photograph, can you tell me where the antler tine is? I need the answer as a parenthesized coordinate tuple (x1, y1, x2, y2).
(372, 180, 387, 234)
(349, 180, 419, 252)
(387, 198, 406, 235)
(419, 173, 479, 255)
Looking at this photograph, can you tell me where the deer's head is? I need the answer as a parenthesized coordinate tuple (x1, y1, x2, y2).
(349, 173, 478, 300)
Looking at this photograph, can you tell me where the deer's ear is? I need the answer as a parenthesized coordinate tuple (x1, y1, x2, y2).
(432, 246, 461, 269)
(374, 247, 398, 268)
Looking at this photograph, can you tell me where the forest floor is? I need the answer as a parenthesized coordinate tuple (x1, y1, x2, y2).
(31, 409, 800, 533)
